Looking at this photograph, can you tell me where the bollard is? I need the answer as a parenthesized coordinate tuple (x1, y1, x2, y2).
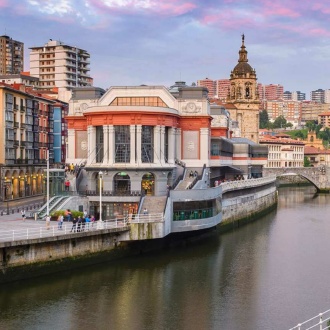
(0, 211, 2, 216)
(12, 209, 14, 214)
(34, 213, 37, 221)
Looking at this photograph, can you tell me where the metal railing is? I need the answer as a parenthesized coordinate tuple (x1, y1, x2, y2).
(289, 309, 330, 329)
(130, 213, 164, 223)
(220, 176, 276, 193)
(0, 219, 129, 243)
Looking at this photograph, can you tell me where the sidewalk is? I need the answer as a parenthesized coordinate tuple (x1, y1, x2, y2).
(0, 195, 45, 217)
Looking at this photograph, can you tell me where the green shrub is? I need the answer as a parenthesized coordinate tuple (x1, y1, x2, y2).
(50, 210, 83, 218)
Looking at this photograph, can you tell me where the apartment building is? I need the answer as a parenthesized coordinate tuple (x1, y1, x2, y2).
(29, 40, 92, 94)
(263, 84, 284, 100)
(264, 100, 302, 126)
(0, 35, 24, 75)
(310, 89, 325, 103)
(216, 79, 230, 101)
(0, 72, 39, 88)
(197, 78, 216, 97)
(301, 101, 330, 123)
(0, 83, 56, 201)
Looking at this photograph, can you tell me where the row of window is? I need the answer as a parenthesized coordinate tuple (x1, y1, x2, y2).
(95, 125, 169, 163)
(110, 97, 168, 107)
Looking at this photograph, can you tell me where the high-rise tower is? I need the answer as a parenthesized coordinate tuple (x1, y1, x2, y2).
(0, 35, 24, 75)
(226, 35, 260, 143)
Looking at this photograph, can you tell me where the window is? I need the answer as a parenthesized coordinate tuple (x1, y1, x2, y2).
(142, 126, 154, 163)
(115, 126, 130, 163)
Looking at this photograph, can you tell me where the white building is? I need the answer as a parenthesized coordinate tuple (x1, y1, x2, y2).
(29, 40, 92, 100)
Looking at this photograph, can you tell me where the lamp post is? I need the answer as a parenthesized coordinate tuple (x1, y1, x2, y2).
(46, 150, 50, 217)
(99, 171, 103, 222)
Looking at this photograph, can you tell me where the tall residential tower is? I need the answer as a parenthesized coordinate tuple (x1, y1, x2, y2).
(0, 35, 24, 75)
(29, 40, 93, 94)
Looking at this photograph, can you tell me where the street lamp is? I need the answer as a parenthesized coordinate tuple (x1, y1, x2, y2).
(46, 150, 50, 217)
(99, 171, 103, 222)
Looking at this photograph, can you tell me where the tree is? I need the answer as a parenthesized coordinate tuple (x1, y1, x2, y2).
(259, 110, 270, 129)
(304, 156, 311, 167)
(272, 115, 287, 129)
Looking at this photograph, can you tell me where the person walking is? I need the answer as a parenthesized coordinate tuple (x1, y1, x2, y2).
(143, 208, 148, 215)
(57, 214, 64, 230)
(45, 214, 51, 230)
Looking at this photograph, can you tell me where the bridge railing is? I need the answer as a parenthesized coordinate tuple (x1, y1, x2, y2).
(288, 309, 330, 330)
(221, 176, 276, 193)
(0, 219, 129, 243)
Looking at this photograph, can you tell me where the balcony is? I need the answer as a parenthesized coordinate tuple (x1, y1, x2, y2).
(20, 123, 26, 129)
(14, 104, 19, 111)
(14, 122, 19, 128)
(20, 106, 26, 112)
(13, 140, 19, 147)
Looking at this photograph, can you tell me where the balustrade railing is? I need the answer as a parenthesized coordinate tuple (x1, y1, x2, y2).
(220, 176, 276, 193)
(289, 309, 330, 330)
(0, 219, 129, 243)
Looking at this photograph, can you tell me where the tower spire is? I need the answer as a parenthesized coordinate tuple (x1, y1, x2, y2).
(239, 34, 248, 63)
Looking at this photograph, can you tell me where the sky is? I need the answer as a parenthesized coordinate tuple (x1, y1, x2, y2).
(0, 0, 330, 97)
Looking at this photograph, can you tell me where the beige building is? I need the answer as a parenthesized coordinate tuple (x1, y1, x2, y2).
(29, 40, 92, 95)
(226, 35, 260, 143)
(259, 134, 305, 168)
(0, 35, 24, 75)
(301, 101, 330, 123)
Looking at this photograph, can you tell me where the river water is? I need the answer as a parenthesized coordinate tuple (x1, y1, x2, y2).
(1, 186, 330, 330)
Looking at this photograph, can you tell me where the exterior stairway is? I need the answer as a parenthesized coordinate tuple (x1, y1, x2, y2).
(175, 168, 201, 190)
(140, 196, 167, 214)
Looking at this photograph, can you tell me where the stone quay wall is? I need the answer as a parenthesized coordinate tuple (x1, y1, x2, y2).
(0, 228, 131, 284)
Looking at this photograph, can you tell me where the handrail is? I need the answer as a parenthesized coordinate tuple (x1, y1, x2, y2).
(0, 219, 129, 243)
(288, 309, 330, 330)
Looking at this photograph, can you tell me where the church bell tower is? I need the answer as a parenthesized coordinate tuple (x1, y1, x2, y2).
(227, 35, 260, 143)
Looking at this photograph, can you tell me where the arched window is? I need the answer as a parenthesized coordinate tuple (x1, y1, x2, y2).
(141, 173, 155, 196)
(114, 172, 131, 195)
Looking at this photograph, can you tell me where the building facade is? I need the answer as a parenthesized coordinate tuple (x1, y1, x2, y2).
(310, 89, 325, 103)
(0, 83, 56, 201)
(197, 78, 216, 98)
(259, 134, 304, 168)
(29, 40, 92, 94)
(0, 35, 24, 75)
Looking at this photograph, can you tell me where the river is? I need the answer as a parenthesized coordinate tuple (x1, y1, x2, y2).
(1, 186, 330, 330)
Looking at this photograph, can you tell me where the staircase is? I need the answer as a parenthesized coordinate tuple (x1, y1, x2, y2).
(37, 196, 70, 219)
(140, 196, 167, 214)
(175, 168, 201, 190)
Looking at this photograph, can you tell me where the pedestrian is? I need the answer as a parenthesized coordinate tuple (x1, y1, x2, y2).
(21, 209, 26, 221)
(143, 208, 148, 215)
(85, 215, 90, 230)
(45, 214, 51, 230)
(65, 180, 70, 191)
(91, 215, 95, 227)
(77, 216, 82, 232)
(57, 214, 63, 230)
(83, 210, 87, 218)
(70, 217, 77, 232)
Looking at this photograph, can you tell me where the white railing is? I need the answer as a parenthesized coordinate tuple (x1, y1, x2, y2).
(289, 309, 330, 330)
(129, 213, 164, 223)
(221, 176, 276, 193)
(0, 219, 128, 243)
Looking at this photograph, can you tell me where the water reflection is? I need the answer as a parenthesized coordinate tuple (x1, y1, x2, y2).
(1, 186, 330, 330)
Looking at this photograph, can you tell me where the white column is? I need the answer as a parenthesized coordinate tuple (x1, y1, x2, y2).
(176, 128, 182, 161)
(200, 128, 210, 162)
(108, 125, 114, 164)
(68, 129, 75, 160)
(102, 125, 109, 165)
(89, 126, 96, 164)
(160, 126, 165, 164)
(168, 128, 175, 164)
(136, 125, 142, 164)
(154, 125, 161, 165)
(130, 125, 136, 165)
